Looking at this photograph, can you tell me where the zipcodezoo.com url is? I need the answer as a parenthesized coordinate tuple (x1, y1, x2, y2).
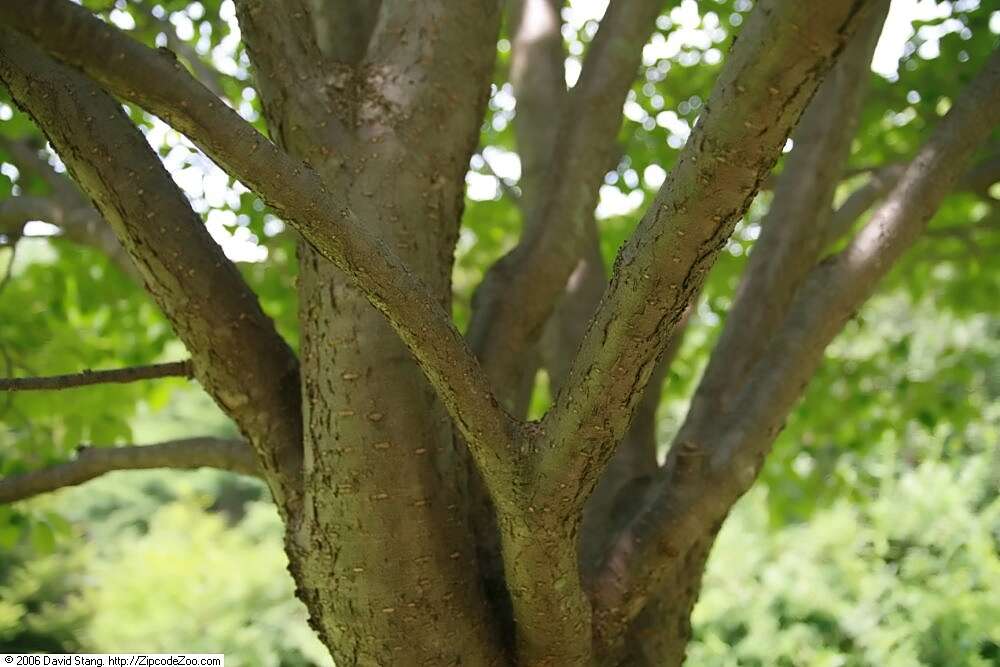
(2, 656, 223, 667)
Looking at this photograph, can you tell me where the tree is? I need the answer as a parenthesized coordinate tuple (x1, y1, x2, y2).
(0, 0, 997, 664)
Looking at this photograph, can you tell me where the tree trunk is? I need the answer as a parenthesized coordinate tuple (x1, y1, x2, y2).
(250, 4, 509, 663)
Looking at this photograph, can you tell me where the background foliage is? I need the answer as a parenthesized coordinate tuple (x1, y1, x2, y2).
(1, 0, 997, 663)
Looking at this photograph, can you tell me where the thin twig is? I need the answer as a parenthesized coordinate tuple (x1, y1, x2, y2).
(0, 360, 193, 391)
(0, 240, 17, 297)
(0, 437, 260, 504)
(0, 345, 13, 417)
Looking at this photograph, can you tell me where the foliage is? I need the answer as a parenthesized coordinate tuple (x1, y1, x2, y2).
(690, 449, 1000, 666)
(3, 418, 996, 664)
(0, 536, 88, 653)
(0, 471, 330, 666)
(81, 498, 328, 666)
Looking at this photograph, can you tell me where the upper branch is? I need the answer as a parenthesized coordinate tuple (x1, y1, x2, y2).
(364, 0, 501, 126)
(960, 151, 1000, 200)
(0, 196, 63, 241)
(231, 0, 346, 153)
(826, 153, 999, 245)
(132, 3, 231, 98)
(0, 0, 519, 489)
(0, 196, 139, 279)
(0, 137, 138, 277)
(824, 163, 907, 244)
(468, 0, 664, 406)
(596, 45, 1000, 637)
(538, 0, 884, 501)
(680, 1, 889, 433)
(0, 438, 259, 504)
(0, 361, 191, 391)
(508, 0, 567, 217)
(233, 0, 319, 92)
(306, 0, 382, 63)
(0, 29, 304, 511)
(0, 137, 78, 202)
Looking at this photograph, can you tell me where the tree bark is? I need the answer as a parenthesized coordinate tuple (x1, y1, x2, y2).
(237, 1, 512, 664)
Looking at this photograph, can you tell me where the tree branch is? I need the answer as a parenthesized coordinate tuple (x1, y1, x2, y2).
(678, 0, 889, 449)
(0, 0, 519, 493)
(0, 438, 259, 504)
(504, 3, 684, 566)
(539, 0, 883, 506)
(0, 180, 138, 279)
(363, 0, 501, 129)
(824, 163, 907, 244)
(0, 196, 61, 240)
(132, 3, 231, 98)
(959, 151, 1000, 200)
(479, 151, 521, 203)
(464, 5, 669, 661)
(584, 9, 889, 650)
(577, 307, 693, 581)
(0, 136, 79, 202)
(0, 29, 305, 512)
(231, 0, 347, 154)
(470, 0, 569, 420)
(826, 154, 998, 246)
(468, 0, 664, 409)
(306, 0, 382, 63)
(595, 44, 1000, 645)
(233, 0, 319, 89)
(508, 0, 566, 218)
(0, 361, 192, 391)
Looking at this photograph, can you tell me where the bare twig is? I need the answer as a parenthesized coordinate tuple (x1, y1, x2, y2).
(0, 437, 260, 504)
(0, 241, 16, 296)
(0, 360, 193, 391)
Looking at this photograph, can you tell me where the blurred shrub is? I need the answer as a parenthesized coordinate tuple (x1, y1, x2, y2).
(689, 450, 1000, 666)
(1, 471, 329, 666)
(79, 497, 331, 666)
(0, 538, 89, 653)
(8, 450, 995, 665)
